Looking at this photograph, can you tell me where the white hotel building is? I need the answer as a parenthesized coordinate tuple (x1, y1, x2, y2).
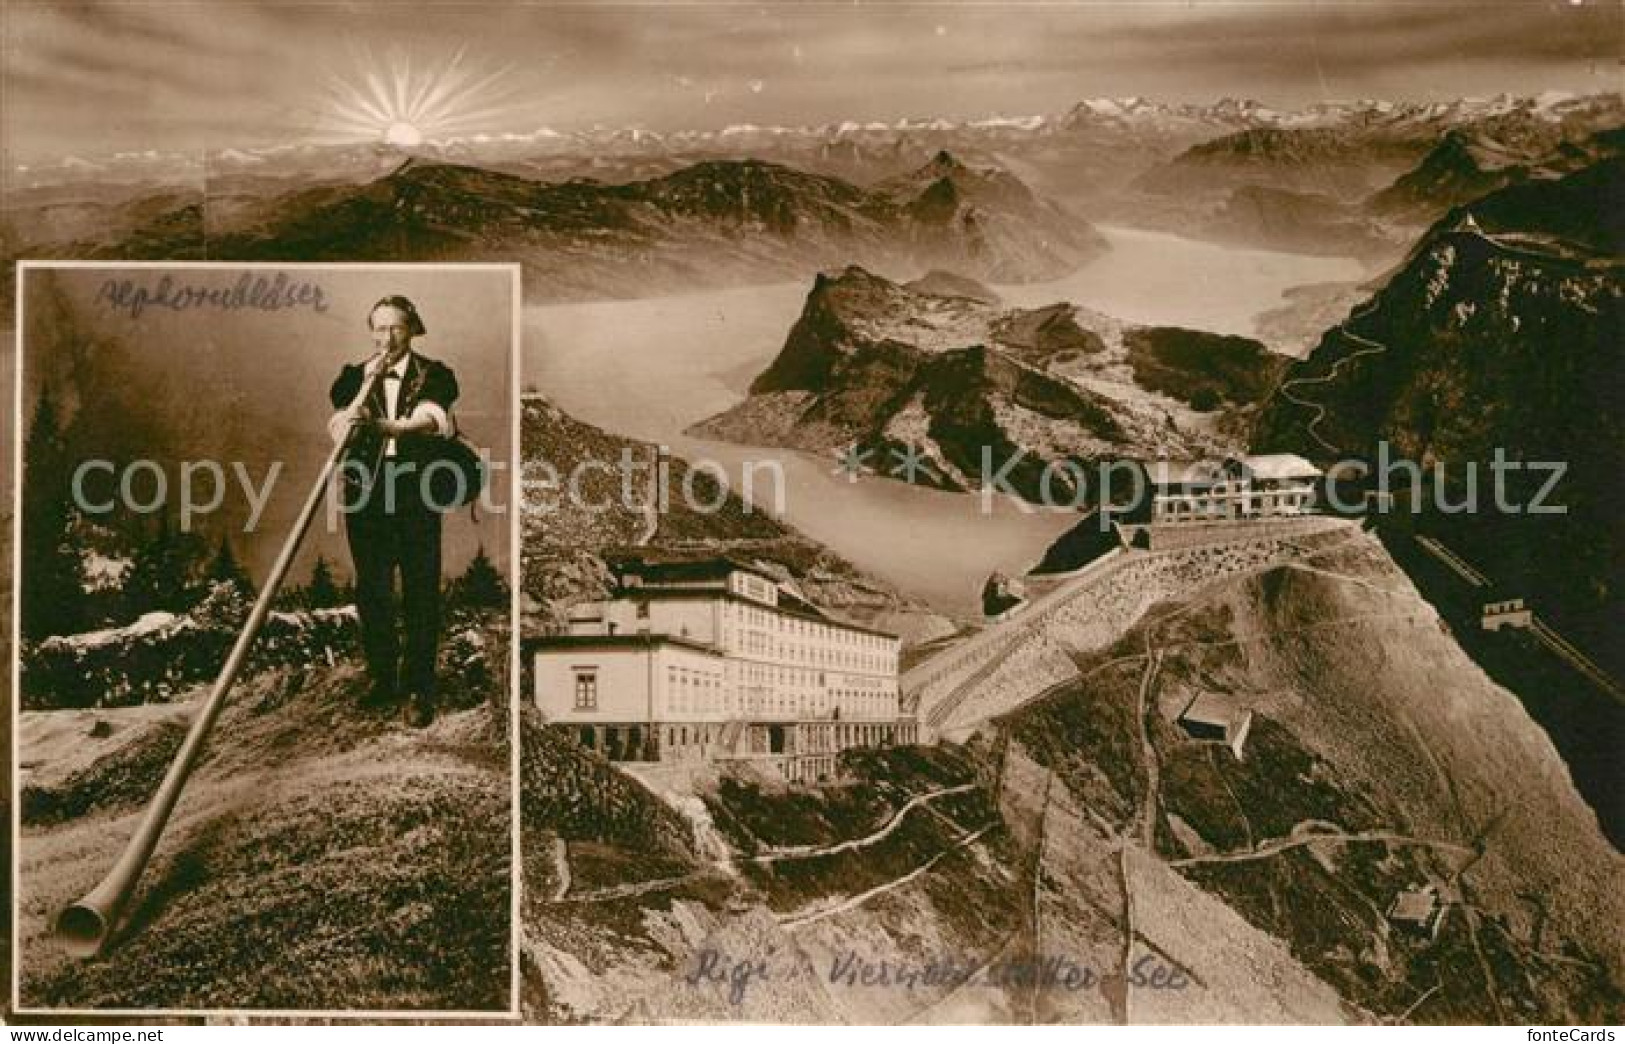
(527, 558, 915, 784)
(1141, 454, 1322, 524)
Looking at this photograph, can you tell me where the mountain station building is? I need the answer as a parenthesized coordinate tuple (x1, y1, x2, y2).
(1138, 453, 1323, 524)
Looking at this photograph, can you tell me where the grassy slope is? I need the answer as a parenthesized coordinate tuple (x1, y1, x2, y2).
(521, 736, 1029, 1023)
(1003, 530, 1624, 1023)
(522, 724, 1349, 1023)
(16, 657, 512, 1011)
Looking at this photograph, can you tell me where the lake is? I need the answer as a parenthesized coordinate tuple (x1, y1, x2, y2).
(999, 225, 1368, 338)
(526, 227, 1367, 615)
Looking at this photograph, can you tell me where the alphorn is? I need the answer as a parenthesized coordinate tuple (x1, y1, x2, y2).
(57, 361, 388, 958)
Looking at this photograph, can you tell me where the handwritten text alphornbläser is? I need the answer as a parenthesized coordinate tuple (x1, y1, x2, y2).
(95, 273, 328, 320)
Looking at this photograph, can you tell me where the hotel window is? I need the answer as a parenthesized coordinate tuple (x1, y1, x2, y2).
(573, 671, 598, 710)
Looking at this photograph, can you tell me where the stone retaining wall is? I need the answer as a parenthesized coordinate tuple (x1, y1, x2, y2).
(923, 520, 1355, 733)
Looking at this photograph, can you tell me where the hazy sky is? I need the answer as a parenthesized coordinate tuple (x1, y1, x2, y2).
(4, 1, 1620, 162)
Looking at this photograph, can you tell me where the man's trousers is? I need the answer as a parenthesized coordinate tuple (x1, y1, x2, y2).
(344, 464, 443, 700)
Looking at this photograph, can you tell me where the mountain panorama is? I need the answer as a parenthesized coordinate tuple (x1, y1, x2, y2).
(15, 91, 1618, 184)
(6, 73, 1623, 1026)
(12, 151, 1105, 300)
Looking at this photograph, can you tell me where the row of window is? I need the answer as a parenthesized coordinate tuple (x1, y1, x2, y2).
(669, 666, 724, 713)
(732, 685, 896, 719)
(568, 667, 898, 719)
(730, 661, 878, 689)
(724, 601, 893, 650)
(725, 627, 895, 674)
(1155, 491, 1312, 518)
(568, 637, 903, 718)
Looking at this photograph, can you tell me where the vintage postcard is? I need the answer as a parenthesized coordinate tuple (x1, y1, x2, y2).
(10, 262, 521, 1015)
(2, 0, 1621, 1030)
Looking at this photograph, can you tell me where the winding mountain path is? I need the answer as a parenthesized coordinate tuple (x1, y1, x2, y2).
(746, 783, 979, 863)
(776, 823, 999, 930)
(1133, 647, 1163, 848)
(551, 837, 572, 901)
(549, 870, 721, 905)
(1167, 824, 1477, 868)
(1275, 297, 1388, 457)
(1273, 222, 1614, 460)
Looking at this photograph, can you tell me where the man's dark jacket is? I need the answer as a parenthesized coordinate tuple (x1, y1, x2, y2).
(329, 352, 460, 498)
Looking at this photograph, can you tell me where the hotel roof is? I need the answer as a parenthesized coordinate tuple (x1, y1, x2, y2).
(1139, 454, 1322, 488)
(1179, 692, 1247, 730)
(1242, 453, 1322, 481)
(523, 633, 724, 657)
(598, 555, 901, 641)
(609, 555, 777, 586)
(605, 586, 901, 641)
(1142, 459, 1233, 488)
(1388, 888, 1440, 923)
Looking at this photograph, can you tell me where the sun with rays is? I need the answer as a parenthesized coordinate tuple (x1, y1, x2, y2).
(314, 44, 522, 148)
(383, 121, 424, 147)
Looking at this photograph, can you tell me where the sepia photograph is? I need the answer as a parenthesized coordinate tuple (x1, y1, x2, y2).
(9, 263, 520, 1014)
(2, 0, 1622, 1032)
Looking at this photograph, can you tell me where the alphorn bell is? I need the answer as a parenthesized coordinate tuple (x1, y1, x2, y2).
(56, 361, 389, 958)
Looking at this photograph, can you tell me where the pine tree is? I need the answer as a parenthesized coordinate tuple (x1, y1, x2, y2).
(124, 515, 171, 616)
(304, 554, 342, 608)
(206, 533, 255, 598)
(20, 387, 85, 640)
(448, 545, 508, 610)
(124, 514, 202, 616)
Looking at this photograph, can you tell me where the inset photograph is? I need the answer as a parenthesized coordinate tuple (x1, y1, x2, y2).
(11, 262, 520, 1015)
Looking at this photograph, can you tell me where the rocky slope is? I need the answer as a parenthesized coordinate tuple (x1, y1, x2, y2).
(521, 720, 1354, 1024)
(1255, 156, 1624, 668)
(1199, 185, 1405, 259)
(1111, 95, 1622, 258)
(689, 267, 1274, 503)
(904, 269, 1001, 305)
(999, 530, 1625, 1023)
(871, 151, 1107, 282)
(1369, 124, 1623, 224)
(1124, 326, 1291, 413)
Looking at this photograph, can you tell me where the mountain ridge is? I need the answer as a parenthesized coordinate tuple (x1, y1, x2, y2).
(50, 154, 1106, 300)
(692, 265, 1282, 502)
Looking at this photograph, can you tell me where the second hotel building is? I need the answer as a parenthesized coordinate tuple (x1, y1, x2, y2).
(527, 558, 916, 783)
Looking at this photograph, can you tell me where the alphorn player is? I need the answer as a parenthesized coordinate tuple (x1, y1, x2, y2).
(327, 295, 459, 727)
